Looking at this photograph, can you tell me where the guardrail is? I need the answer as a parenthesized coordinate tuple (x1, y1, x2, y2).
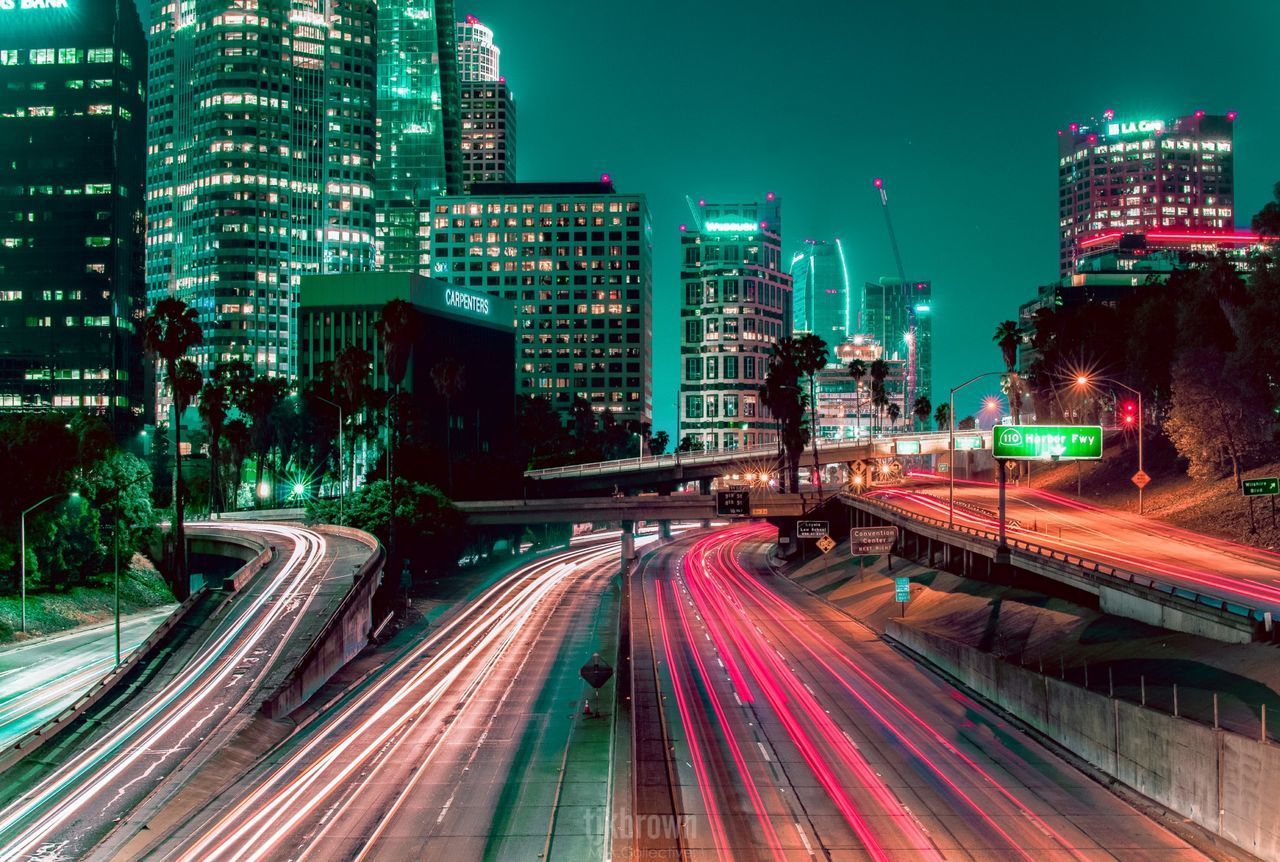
(843, 493, 1269, 628)
(524, 430, 987, 480)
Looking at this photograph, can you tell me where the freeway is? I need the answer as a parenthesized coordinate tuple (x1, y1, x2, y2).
(870, 475, 1280, 614)
(630, 523, 1207, 861)
(0, 606, 176, 749)
(139, 530, 658, 862)
(0, 522, 347, 862)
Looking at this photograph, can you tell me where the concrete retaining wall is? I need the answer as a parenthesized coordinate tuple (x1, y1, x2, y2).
(261, 526, 384, 719)
(887, 619, 1279, 860)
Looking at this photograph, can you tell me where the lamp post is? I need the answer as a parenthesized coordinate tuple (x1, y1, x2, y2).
(1075, 375, 1144, 514)
(949, 371, 1007, 528)
(20, 491, 79, 635)
(314, 394, 344, 526)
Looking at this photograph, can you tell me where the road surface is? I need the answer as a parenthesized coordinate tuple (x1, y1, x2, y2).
(870, 475, 1280, 614)
(0, 607, 176, 749)
(0, 522, 353, 862)
(139, 531, 661, 862)
(629, 523, 1208, 861)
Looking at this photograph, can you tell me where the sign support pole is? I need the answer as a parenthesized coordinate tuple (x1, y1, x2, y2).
(997, 458, 1010, 559)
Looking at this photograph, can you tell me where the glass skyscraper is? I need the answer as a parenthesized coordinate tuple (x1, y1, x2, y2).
(145, 0, 377, 390)
(861, 277, 932, 409)
(0, 0, 147, 427)
(376, 0, 462, 273)
(789, 238, 851, 360)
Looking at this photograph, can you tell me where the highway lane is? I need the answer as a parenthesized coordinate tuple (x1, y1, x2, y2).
(143, 532, 656, 862)
(0, 607, 176, 749)
(0, 522, 337, 862)
(634, 523, 1208, 861)
(872, 475, 1280, 614)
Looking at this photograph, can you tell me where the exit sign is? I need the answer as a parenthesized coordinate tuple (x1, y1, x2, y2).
(992, 425, 1102, 461)
(1242, 477, 1279, 497)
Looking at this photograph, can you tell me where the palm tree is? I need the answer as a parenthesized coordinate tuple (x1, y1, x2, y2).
(868, 358, 889, 435)
(934, 403, 951, 431)
(847, 358, 867, 439)
(886, 402, 902, 430)
(223, 418, 250, 508)
(760, 347, 806, 493)
(141, 298, 202, 597)
(243, 376, 287, 493)
(376, 299, 423, 565)
(332, 345, 375, 493)
(871, 382, 889, 436)
(788, 334, 829, 492)
(911, 395, 932, 431)
(431, 358, 467, 493)
(198, 382, 229, 513)
(993, 320, 1024, 424)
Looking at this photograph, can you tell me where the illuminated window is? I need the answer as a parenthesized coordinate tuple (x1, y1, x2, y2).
(0, 51, 18, 66)
(58, 48, 83, 64)
(87, 48, 113, 63)
(29, 49, 54, 65)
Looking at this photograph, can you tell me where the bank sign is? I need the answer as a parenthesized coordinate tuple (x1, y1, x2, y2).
(1106, 119, 1164, 137)
(992, 425, 1103, 461)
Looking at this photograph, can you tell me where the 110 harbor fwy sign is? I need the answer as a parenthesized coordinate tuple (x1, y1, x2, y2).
(992, 425, 1103, 461)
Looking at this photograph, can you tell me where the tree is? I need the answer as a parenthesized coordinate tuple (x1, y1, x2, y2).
(912, 395, 932, 431)
(789, 334, 829, 491)
(886, 402, 901, 429)
(517, 395, 571, 467)
(675, 434, 703, 453)
(993, 320, 1024, 424)
(1164, 354, 1271, 487)
(242, 376, 288, 493)
(223, 419, 251, 508)
(869, 359, 889, 434)
(760, 345, 807, 493)
(933, 403, 950, 431)
(141, 298, 202, 597)
(376, 299, 423, 566)
(847, 358, 867, 438)
(332, 345, 376, 492)
(198, 382, 230, 513)
(431, 358, 467, 493)
(958, 415, 977, 430)
(648, 430, 670, 457)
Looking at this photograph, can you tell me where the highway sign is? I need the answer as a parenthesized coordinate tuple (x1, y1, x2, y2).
(815, 535, 836, 554)
(1242, 477, 1280, 497)
(954, 435, 984, 450)
(797, 520, 830, 539)
(715, 489, 750, 516)
(850, 526, 898, 554)
(894, 577, 910, 602)
(895, 439, 921, 455)
(580, 653, 614, 689)
(1131, 470, 1151, 489)
(992, 425, 1103, 461)
(851, 459, 867, 475)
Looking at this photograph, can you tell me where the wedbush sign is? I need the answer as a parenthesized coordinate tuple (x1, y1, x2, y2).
(992, 425, 1102, 461)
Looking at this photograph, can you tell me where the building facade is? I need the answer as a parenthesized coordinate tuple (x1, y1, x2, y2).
(146, 0, 377, 393)
(814, 336, 906, 439)
(860, 277, 931, 409)
(428, 180, 652, 426)
(1058, 110, 1236, 276)
(789, 238, 851, 359)
(0, 0, 147, 425)
(679, 196, 791, 451)
(376, 0, 462, 274)
(460, 80, 516, 192)
(456, 14, 499, 82)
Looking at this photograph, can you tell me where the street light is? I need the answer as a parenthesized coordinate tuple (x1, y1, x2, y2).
(949, 371, 1007, 528)
(1075, 375, 1145, 514)
(314, 394, 344, 526)
(20, 491, 80, 635)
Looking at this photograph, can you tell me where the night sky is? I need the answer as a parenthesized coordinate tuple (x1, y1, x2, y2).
(465, 0, 1279, 434)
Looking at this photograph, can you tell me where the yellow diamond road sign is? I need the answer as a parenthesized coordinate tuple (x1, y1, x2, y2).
(1131, 470, 1151, 489)
(816, 535, 836, 554)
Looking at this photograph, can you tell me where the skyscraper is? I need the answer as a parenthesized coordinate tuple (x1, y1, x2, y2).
(456, 15, 515, 193)
(146, 0, 377, 388)
(789, 238, 851, 359)
(1058, 110, 1235, 276)
(679, 195, 791, 451)
(429, 180, 653, 426)
(0, 0, 147, 425)
(376, 0, 462, 274)
(861, 278, 931, 409)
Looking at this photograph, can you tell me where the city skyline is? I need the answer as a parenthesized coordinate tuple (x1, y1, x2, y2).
(463, 0, 1280, 432)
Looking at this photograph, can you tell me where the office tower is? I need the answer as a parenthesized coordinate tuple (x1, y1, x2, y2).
(429, 179, 652, 426)
(376, 0, 462, 273)
(146, 0, 377, 391)
(0, 0, 146, 425)
(1058, 110, 1235, 275)
(459, 80, 516, 192)
(861, 277, 931, 408)
(679, 195, 791, 451)
(456, 14, 500, 82)
(789, 238, 851, 359)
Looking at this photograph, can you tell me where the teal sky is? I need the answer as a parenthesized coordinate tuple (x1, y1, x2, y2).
(466, 0, 1280, 433)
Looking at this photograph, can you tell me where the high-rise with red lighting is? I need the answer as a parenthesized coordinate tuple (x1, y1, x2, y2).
(456, 15, 516, 193)
(1057, 110, 1236, 275)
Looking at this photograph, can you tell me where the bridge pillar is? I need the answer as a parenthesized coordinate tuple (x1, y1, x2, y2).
(658, 520, 672, 540)
(698, 477, 712, 495)
(621, 520, 636, 568)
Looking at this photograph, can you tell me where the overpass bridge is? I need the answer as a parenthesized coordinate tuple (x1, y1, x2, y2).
(455, 491, 826, 526)
(522, 430, 992, 494)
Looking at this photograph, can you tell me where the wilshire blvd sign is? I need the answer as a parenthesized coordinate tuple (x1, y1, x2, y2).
(992, 425, 1103, 461)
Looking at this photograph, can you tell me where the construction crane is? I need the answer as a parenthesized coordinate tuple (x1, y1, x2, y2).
(872, 177, 917, 415)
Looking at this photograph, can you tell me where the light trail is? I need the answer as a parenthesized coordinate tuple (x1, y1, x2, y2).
(0, 523, 330, 862)
(166, 539, 625, 862)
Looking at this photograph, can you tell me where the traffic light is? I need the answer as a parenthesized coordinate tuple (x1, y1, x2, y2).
(1120, 400, 1137, 426)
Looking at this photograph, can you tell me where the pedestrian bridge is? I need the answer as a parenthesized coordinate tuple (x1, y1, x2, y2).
(522, 430, 992, 493)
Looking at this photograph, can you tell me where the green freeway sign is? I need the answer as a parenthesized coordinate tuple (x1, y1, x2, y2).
(894, 439, 921, 455)
(1242, 477, 1279, 497)
(954, 435, 983, 450)
(992, 425, 1103, 461)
